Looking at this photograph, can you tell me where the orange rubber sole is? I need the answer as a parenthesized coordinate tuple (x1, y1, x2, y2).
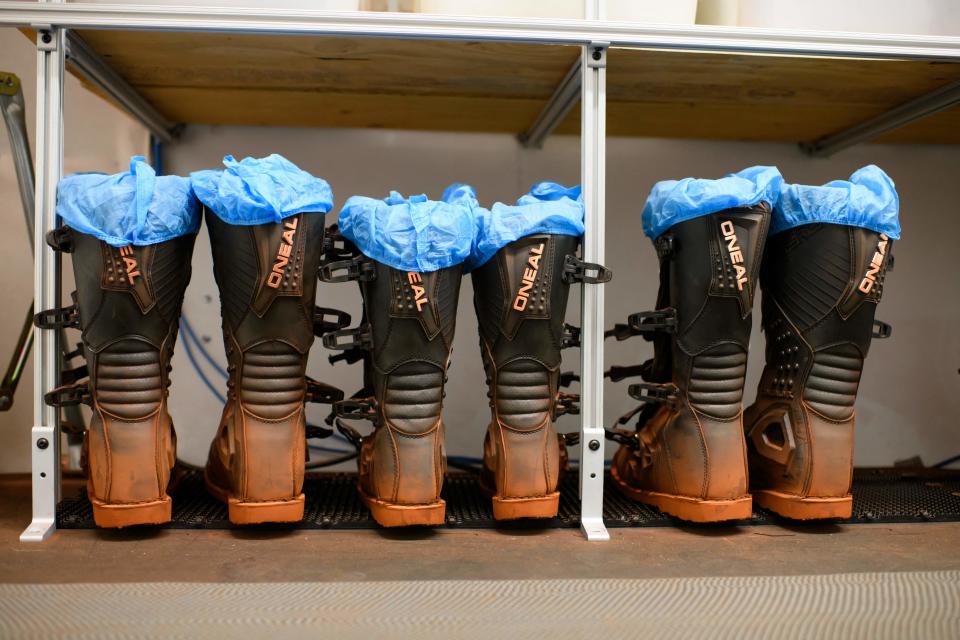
(753, 489, 852, 520)
(359, 486, 446, 527)
(610, 458, 752, 523)
(204, 473, 304, 525)
(90, 495, 172, 528)
(491, 493, 560, 521)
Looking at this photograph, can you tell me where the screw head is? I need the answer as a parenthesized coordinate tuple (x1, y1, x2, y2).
(588, 439, 600, 451)
(41, 32, 52, 44)
(36, 438, 49, 450)
(592, 49, 602, 61)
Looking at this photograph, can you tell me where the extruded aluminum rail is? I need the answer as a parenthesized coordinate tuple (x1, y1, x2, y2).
(5, 1, 960, 542)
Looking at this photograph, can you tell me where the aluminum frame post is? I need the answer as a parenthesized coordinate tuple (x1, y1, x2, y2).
(21, 16, 65, 543)
(578, 25, 609, 539)
(0, 73, 36, 249)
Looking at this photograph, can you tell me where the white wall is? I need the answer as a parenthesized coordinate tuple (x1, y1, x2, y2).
(0, 28, 148, 474)
(1, 26, 958, 474)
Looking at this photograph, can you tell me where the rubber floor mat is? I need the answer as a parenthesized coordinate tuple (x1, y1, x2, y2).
(56, 467, 960, 530)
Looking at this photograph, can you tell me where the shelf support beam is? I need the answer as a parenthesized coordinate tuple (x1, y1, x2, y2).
(518, 57, 581, 149)
(21, 16, 65, 544)
(579, 39, 609, 543)
(64, 32, 180, 144)
(803, 78, 960, 157)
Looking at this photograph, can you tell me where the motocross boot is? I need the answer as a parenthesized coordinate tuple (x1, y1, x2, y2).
(203, 209, 325, 524)
(323, 251, 461, 527)
(610, 204, 770, 522)
(42, 226, 195, 527)
(744, 224, 892, 520)
(471, 233, 581, 520)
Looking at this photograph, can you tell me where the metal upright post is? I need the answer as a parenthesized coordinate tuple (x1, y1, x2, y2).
(21, 14, 65, 543)
(578, 0, 609, 542)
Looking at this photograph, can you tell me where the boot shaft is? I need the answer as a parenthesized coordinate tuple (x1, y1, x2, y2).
(653, 204, 770, 415)
(69, 229, 195, 416)
(756, 224, 891, 419)
(205, 208, 324, 418)
(471, 233, 578, 428)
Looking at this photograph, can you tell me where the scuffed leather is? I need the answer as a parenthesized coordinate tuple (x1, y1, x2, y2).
(204, 209, 323, 503)
(472, 234, 577, 500)
(746, 224, 891, 499)
(619, 205, 770, 501)
(69, 229, 194, 505)
(357, 261, 461, 506)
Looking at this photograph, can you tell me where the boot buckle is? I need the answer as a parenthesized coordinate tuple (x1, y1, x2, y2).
(34, 304, 79, 330)
(45, 227, 73, 253)
(604, 364, 646, 382)
(627, 308, 677, 337)
(873, 319, 892, 339)
(305, 377, 345, 405)
(628, 382, 679, 409)
(320, 225, 357, 263)
(554, 392, 580, 418)
(605, 427, 642, 450)
(604, 322, 637, 342)
(44, 380, 91, 407)
(333, 397, 378, 422)
(654, 235, 675, 260)
(561, 255, 613, 284)
(322, 324, 373, 351)
(313, 306, 352, 337)
(559, 371, 579, 388)
(328, 347, 365, 367)
(318, 256, 376, 283)
(561, 323, 581, 349)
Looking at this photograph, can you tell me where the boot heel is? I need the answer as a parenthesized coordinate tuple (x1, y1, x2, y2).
(360, 489, 446, 527)
(90, 495, 172, 528)
(491, 492, 559, 520)
(227, 495, 305, 525)
(753, 489, 852, 520)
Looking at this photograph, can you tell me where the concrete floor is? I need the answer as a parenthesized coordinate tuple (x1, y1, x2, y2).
(3, 474, 960, 584)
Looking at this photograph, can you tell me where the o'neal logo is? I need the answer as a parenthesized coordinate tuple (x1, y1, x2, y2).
(266, 218, 298, 289)
(407, 272, 429, 311)
(119, 246, 141, 284)
(720, 220, 748, 291)
(513, 243, 545, 311)
(858, 233, 888, 294)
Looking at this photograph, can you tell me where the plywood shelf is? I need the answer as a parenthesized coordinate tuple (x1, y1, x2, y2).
(69, 30, 960, 144)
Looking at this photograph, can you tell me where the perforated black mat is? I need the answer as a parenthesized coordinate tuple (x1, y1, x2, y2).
(56, 467, 960, 530)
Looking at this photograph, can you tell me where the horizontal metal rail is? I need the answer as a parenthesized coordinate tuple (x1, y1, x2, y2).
(2, 2, 960, 60)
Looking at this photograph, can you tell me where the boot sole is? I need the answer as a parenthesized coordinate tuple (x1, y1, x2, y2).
(90, 495, 172, 528)
(478, 477, 560, 520)
(753, 489, 852, 520)
(204, 472, 305, 525)
(358, 487, 446, 527)
(610, 457, 752, 523)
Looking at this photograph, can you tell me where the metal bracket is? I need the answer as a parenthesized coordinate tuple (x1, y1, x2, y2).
(586, 41, 608, 69)
(35, 27, 59, 52)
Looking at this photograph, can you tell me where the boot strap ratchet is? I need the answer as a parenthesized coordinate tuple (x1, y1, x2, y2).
(627, 308, 677, 336)
(654, 234, 675, 260)
(627, 382, 679, 409)
(322, 324, 373, 351)
(559, 371, 579, 388)
(554, 392, 581, 418)
(333, 397, 378, 422)
(313, 306, 352, 336)
(318, 256, 376, 283)
(44, 380, 91, 407)
(605, 364, 646, 382)
(320, 225, 358, 263)
(34, 304, 79, 330)
(561, 324, 581, 349)
(873, 319, 892, 339)
(561, 254, 613, 284)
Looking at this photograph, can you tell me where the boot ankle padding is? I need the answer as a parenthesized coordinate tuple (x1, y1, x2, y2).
(94, 339, 163, 418)
(383, 361, 444, 434)
(494, 358, 553, 429)
(687, 344, 747, 420)
(804, 344, 863, 421)
(240, 341, 307, 420)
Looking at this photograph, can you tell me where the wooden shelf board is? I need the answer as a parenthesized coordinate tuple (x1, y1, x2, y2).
(63, 30, 960, 143)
